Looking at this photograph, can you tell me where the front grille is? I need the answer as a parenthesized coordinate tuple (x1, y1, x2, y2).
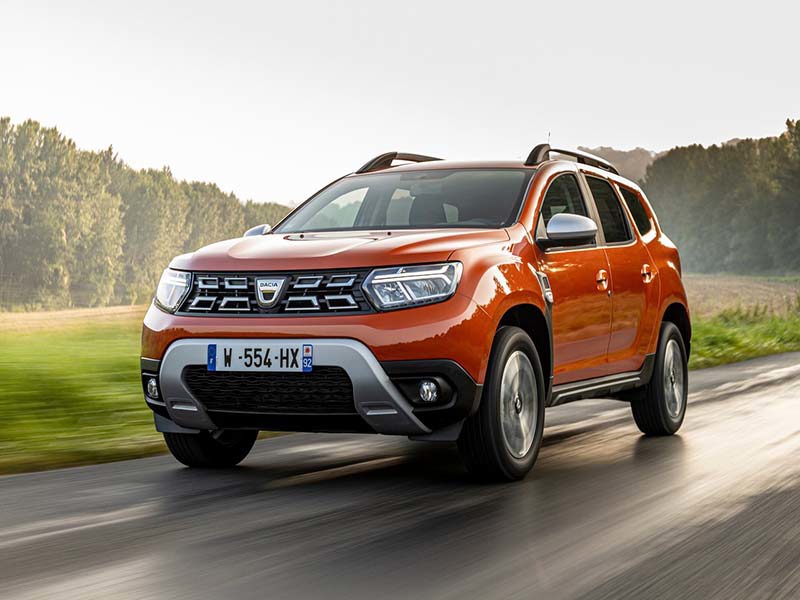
(182, 366, 356, 414)
(177, 270, 373, 316)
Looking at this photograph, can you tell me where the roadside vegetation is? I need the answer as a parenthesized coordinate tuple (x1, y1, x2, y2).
(0, 308, 163, 474)
(690, 301, 800, 368)
(683, 274, 800, 368)
(1, 276, 798, 474)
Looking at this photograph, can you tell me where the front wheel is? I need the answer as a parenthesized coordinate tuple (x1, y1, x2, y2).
(630, 321, 688, 436)
(164, 430, 258, 468)
(458, 326, 545, 481)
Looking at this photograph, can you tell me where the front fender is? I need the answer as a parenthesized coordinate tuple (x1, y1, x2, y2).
(451, 236, 549, 382)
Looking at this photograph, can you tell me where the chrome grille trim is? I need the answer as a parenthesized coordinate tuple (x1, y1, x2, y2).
(285, 296, 320, 311)
(177, 270, 373, 316)
(218, 297, 251, 312)
(294, 275, 323, 289)
(325, 294, 359, 310)
(197, 277, 219, 289)
(224, 277, 248, 289)
(326, 274, 357, 288)
(188, 296, 217, 311)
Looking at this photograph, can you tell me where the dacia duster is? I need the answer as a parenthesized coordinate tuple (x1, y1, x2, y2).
(141, 145, 690, 481)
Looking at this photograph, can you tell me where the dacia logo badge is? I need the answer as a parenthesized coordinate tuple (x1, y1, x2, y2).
(255, 277, 286, 308)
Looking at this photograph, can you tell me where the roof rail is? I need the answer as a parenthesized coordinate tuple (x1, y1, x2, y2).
(356, 152, 442, 174)
(524, 143, 619, 175)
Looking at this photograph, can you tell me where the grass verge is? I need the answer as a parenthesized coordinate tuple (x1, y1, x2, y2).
(0, 314, 164, 474)
(1, 299, 799, 474)
(689, 302, 800, 369)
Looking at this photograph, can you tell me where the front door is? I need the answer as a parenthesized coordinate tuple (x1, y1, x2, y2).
(535, 173, 612, 384)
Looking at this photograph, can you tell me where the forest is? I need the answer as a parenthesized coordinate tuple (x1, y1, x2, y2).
(642, 118, 800, 274)
(0, 116, 798, 310)
(0, 118, 289, 308)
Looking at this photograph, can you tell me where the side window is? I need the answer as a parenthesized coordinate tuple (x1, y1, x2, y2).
(537, 174, 588, 238)
(302, 187, 368, 230)
(618, 187, 652, 235)
(586, 177, 632, 244)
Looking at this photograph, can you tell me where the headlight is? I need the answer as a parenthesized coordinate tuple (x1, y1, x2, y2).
(363, 262, 462, 311)
(154, 268, 191, 313)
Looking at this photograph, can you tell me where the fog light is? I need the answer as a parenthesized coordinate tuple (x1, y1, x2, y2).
(146, 377, 159, 399)
(418, 379, 439, 403)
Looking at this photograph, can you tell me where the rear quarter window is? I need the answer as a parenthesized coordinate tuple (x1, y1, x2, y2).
(618, 187, 653, 235)
(586, 176, 632, 244)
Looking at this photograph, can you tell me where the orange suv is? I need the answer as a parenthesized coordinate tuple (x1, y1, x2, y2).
(141, 145, 690, 481)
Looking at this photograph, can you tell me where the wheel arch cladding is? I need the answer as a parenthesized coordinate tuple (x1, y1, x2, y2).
(662, 302, 691, 357)
(497, 304, 552, 394)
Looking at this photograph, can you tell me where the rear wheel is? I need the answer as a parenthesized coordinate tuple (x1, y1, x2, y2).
(164, 430, 258, 468)
(458, 326, 545, 481)
(630, 321, 688, 436)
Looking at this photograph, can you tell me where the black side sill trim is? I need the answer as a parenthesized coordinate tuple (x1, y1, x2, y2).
(549, 353, 655, 407)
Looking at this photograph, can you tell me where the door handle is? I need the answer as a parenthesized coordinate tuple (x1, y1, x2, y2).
(641, 264, 656, 284)
(596, 269, 609, 291)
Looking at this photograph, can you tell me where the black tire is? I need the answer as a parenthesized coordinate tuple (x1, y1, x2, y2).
(458, 326, 545, 482)
(630, 321, 688, 436)
(163, 430, 258, 468)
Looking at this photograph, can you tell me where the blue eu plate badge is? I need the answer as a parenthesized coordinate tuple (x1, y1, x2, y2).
(207, 344, 217, 371)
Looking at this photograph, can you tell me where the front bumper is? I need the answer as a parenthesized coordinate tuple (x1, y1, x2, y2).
(142, 338, 481, 437)
(141, 291, 493, 386)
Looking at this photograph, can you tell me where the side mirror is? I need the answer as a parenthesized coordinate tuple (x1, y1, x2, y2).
(244, 224, 271, 237)
(538, 213, 597, 249)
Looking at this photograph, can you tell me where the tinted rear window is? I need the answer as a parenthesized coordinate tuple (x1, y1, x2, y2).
(586, 177, 632, 244)
(619, 187, 652, 235)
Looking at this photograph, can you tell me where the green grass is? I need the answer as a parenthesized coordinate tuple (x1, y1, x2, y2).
(689, 300, 800, 369)
(0, 317, 164, 474)
(1, 297, 799, 475)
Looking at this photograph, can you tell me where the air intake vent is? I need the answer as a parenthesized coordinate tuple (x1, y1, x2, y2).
(177, 270, 373, 316)
(182, 366, 356, 414)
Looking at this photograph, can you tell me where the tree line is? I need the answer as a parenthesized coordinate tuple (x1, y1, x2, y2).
(641, 118, 800, 274)
(0, 118, 290, 309)
(1, 116, 798, 310)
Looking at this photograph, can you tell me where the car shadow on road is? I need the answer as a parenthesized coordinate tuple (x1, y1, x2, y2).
(150, 422, 690, 509)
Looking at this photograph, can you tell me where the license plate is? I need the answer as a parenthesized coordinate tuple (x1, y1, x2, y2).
(207, 343, 312, 372)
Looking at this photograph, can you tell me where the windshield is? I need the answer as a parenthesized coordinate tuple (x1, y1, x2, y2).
(275, 169, 533, 233)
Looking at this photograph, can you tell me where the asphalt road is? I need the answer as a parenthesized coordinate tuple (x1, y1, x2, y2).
(3, 353, 800, 600)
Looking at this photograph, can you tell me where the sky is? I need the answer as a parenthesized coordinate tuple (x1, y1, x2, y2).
(1, 0, 798, 206)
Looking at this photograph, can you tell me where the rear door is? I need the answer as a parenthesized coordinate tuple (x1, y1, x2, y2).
(582, 174, 660, 375)
(536, 172, 612, 384)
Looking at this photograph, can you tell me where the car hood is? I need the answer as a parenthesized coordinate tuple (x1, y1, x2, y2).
(170, 229, 510, 272)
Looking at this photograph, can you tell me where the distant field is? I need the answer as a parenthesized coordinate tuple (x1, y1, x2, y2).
(0, 304, 147, 333)
(683, 274, 800, 317)
(0, 274, 798, 474)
